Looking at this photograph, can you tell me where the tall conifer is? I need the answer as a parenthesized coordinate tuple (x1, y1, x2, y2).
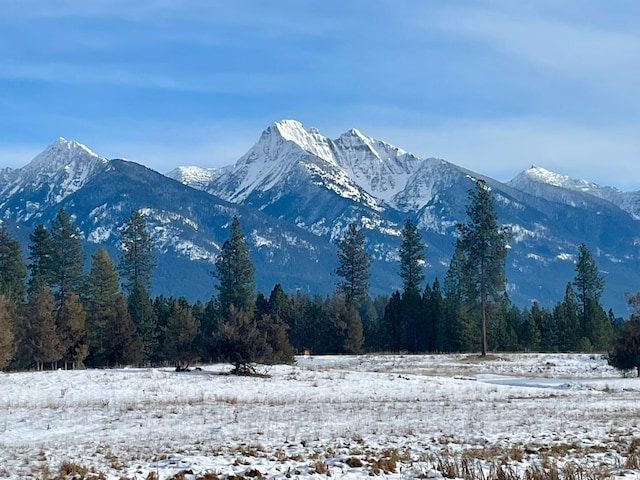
(335, 222, 371, 305)
(214, 216, 255, 314)
(119, 209, 156, 292)
(456, 180, 510, 356)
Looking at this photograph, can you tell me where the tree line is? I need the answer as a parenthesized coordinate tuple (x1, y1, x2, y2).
(0, 180, 637, 374)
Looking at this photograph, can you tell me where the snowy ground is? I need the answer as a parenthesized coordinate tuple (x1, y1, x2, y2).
(1, 353, 639, 479)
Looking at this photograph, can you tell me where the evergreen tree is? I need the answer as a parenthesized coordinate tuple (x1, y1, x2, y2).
(0, 295, 16, 369)
(536, 303, 559, 352)
(585, 299, 615, 351)
(399, 219, 425, 295)
(264, 284, 298, 358)
(0, 225, 26, 303)
(573, 244, 605, 316)
(554, 283, 581, 351)
(519, 303, 542, 351)
(444, 245, 475, 352)
(456, 179, 510, 356)
(27, 224, 55, 292)
(609, 317, 640, 376)
(49, 209, 86, 302)
(425, 279, 446, 352)
(256, 313, 295, 364)
(152, 295, 173, 364)
(84, 247, 122, 366)
(381, 291, 403, 352)
(25, 285, 62, 370)
(323, 294, 364, 354)
(292, 293, 326, 355)
(401, 287, 422, 352)
(119, 210, 156, 292)
(214, 216, 256, 314)
(360, 296, 381, 352)
(486, 295, 517, 351)
(573, 244, 607, 346)
(57, 292, 89, 369)
(335, 222, 372, 305)
(103, 295, 144, 366)
(164, 298, 201, 370)
(214, 305, 270, 375)
(199, 297, 220, 362)
(127, 283, 158, 364)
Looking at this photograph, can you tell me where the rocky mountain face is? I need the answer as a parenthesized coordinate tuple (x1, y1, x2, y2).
(2, 124, 639, 312)
(0, 138, 336, 301)
(168, 120, 640, 312)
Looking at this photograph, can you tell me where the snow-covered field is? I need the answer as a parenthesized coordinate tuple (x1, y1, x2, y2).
(1, 354, 639, 479)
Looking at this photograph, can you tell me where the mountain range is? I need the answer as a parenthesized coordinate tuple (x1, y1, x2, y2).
(1, 120, 639, 313)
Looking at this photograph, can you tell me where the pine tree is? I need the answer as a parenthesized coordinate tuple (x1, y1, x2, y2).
(335, 222, 372, 305)
(0, 294, 16, 369)
(84, 247, 122, 366)
(127, 283, 158, 364)
(49, 209, 86, 302)
(456, 179, 510, 356)
(164, 298, 200, 370)
(519, 303, 542, 351)
(256, 313, 295, 364)
(573, 243, 606, 344)
(554, 283, 581, 351)
(0, 225, 26, 304)
(119, 210, 156, 292)
(214, 216, 256, 314)
(27, 224, 55, 292)
(609, 293, 640, 376)
(381, 291, 403, 352)
(425, 279, 445, 352)
(103, 295, 144, 366)
(444, 245, 475, 352)
(399, 219, 425, 295)
(25, 285, 62, 370)
(214, 305, 269, 375)
(609, 316, 640, 376)
(57, 292, 89, 369)
(398, 219, 425, 352)
(292, 293, 326, 355)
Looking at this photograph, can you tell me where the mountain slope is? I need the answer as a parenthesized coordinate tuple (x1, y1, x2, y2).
(0, 141, 337, 300)
(3, 128, 640, 312)
(171, 120, 640, 312)
(509, 165, 640, 220)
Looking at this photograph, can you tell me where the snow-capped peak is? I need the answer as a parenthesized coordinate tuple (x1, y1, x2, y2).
(255, 119, 335, 165)
(16, 137, 108, 205)
(510, 165, 607, 193)
(24, 137, 105, 175)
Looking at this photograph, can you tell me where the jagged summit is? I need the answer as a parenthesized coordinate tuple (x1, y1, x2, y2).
(24, 137, 105, 174)
(247, 119, 335, 166)
(5, 137, 109, 208)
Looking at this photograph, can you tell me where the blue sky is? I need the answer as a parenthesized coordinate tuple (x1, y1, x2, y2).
(1, 0, 640, 189)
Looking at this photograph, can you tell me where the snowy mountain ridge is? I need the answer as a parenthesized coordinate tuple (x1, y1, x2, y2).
(171, 120, 448, 214)
(0, 137, 108, 219)
(508, 165, 640, 220)
(2, 124, 640, 310)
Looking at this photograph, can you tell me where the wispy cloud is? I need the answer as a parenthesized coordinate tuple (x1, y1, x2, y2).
(1, 0, 639, 190)
(367, 116, 640, 190)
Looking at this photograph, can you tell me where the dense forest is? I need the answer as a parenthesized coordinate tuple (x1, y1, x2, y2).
(0, 180, 638, 374)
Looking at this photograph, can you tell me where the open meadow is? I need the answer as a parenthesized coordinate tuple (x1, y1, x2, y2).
(1, 354, 639, 479)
